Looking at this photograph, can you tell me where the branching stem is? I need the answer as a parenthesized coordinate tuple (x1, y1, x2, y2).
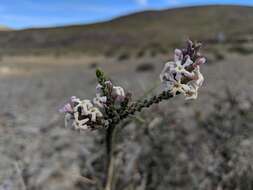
(104, 90, 177, 190)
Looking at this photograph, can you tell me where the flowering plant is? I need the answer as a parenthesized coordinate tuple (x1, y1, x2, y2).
(59, 40, 206, 190)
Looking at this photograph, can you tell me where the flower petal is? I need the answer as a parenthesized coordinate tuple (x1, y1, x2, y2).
(193, 57, 206, 67)
(182, 69, 195, 79)
(183, 56, 193, 67)
(112, 86, 125, 102)
(59, 103, 73, 113)
(174, 49, 183, 61)
(160, 61, 175, 82)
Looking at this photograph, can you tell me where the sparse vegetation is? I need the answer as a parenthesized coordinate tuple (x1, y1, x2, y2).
(213, 49, 226, 61)
(89, 62, 99, 69)
(136, 49, 146, 58)
(136, 63, 155, 72)
(117, 52, 131, 61)
(228, 45, 253, 55)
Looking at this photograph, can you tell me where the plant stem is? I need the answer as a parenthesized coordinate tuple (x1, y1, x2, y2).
(105, 125, 117, 190)
(104, 91, 177, 190)
(110, 90, 175, 126)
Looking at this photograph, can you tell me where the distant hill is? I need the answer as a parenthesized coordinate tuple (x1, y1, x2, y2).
(0, 5, 253, 55)
(0, 25, 11, 31)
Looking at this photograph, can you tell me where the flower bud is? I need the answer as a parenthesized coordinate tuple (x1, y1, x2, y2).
(193, 57, 206, 67)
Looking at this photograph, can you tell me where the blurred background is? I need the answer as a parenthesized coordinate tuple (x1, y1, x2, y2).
(0, 0, 253, 190)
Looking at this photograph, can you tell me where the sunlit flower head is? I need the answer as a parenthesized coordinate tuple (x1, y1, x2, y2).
(160, 41, 206, 100)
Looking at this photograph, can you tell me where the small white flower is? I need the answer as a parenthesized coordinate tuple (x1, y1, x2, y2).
(160, 61, 176, 82)
(73, 118, 90, 130)
(160, 48, 205, 100)
(90, 107, 103, 122)
(170, 55, 195, 80)
(79, 99, 93, 115)
(73, 100, 103, 130)
(185, 66, 204, 100)
(60, 96, 103, 130)
(160, 49, 195, 83)
(191, 66, 204, 89)
(112, 86, 125, 102)
(164, 78, 192, 97)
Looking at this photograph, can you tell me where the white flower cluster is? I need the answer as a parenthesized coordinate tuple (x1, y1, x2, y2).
(160, 48, 205, 100)
(59, 81, 126, 130)
(59, 96, 103, 130)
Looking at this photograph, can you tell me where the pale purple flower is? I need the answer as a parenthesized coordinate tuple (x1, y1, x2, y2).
(160, 49, 195, 83)
(170, 55, 195, 80)
(59, 103, 73, 113)
(160, 46, 205, 100)
(193, 57, 206, 68)
(174, 48, 183, 61)
(59, 96, 80, 113)
(59, 96, 84, 113)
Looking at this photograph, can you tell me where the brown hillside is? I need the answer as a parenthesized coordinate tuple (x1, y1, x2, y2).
(0, 5, 252, 55)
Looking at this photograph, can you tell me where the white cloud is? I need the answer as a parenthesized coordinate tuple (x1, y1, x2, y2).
(134, 0, 148, 6)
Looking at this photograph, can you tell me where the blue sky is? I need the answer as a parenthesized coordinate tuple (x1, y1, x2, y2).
(0, 0, 252, 29)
